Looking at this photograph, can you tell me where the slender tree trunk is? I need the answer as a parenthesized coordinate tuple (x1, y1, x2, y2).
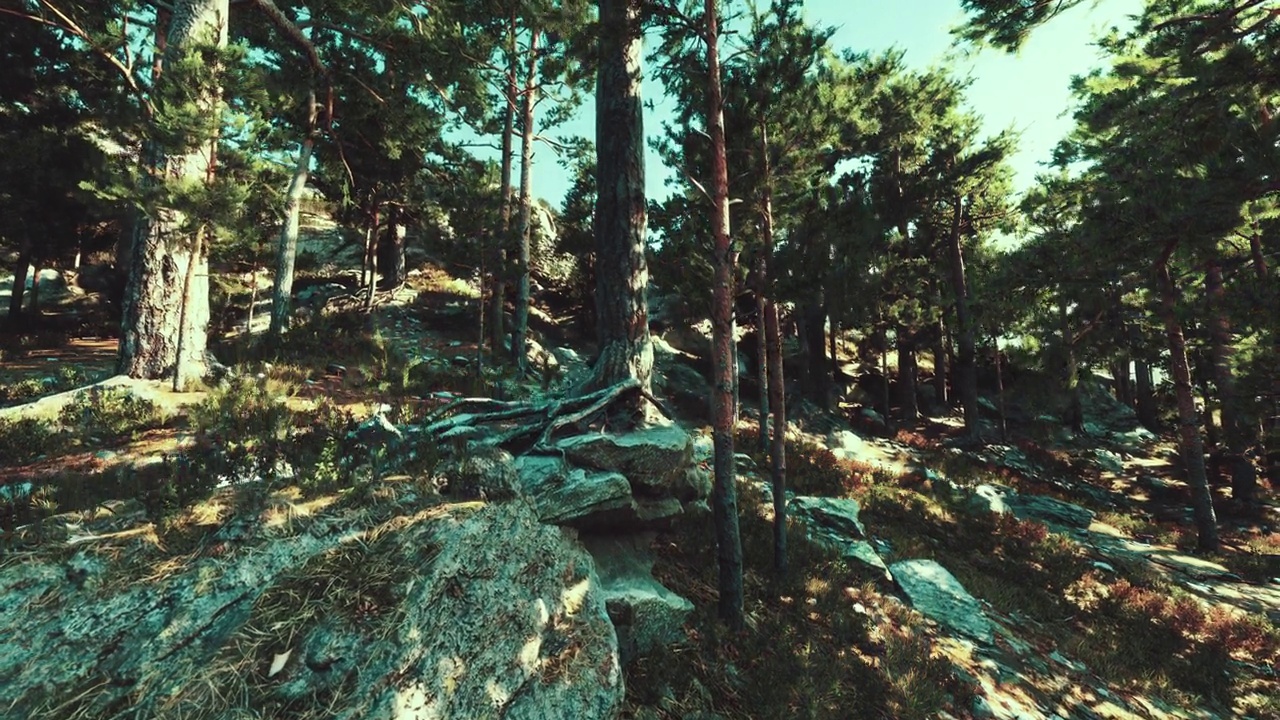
(878, 315, 893, 432)
(934, 314, 949, 409)
(490, 14, 518, 358)
(1114, 360, 1132, 407)
(830, 317, 840, 402)
(588, 0, 653, 401)
(118, 0, 226, 382)
(268, 98, 315, 341)
(802, 303, 830, 409)
(898, 329, 918, 423)
(705, 0, 743, 629)
(758, 119, 787, 575)
(9, 237, 31, 319)
(380, 209, 406, 288)
(1156, 256, 1218, 551)
(1059, 294, 1084, 434)
(29, 265, 41, 314)
(994, 336, 1007, 442)
(754, 258, 770, 455)
(1135, 359, 1157, 429)
(947, 196, 979, 439)
(1205, 258, 1255, 504)
(365, 203, 380, 310)
(513, 31, 540, 372)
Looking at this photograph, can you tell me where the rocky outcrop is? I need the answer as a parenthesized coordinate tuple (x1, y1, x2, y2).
(585, 534, 694, 664)
(890, 559, 994, 643)
(786, 496, 891, 580)
(0, 498, 623, 720)
(961, 482, 1096, 529)
(556, 426, 694, 494)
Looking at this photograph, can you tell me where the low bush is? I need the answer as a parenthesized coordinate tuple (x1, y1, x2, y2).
(0, 417, 60, 466)
(59, 386, 164, 441)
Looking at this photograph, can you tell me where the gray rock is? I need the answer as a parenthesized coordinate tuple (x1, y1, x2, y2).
(515, 454, 686, 529)
(1093, 449, 1125, 474)
(968, 484, 1012, 515)
(789, 496, 890, 579)
(350, 413, 403, 454)
(439, 447, 521, 501)
(890, 559, 994, 643)
(585, 534, 693, 664)
(0, 501, 623, 719)
(556, 425, 694, 494)
(1007, 494, 1094, 529)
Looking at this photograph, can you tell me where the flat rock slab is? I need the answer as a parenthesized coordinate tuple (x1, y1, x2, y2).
(890, 559, 994, 643)
(556, 425, 695, 494)
(789, 496, 890, 580)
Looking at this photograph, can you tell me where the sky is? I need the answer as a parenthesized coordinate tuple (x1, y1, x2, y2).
(501, 0, 1144, 211)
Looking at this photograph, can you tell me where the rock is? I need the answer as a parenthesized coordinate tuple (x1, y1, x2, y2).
(967, 484, 1013, 516)
(0, 501, 623, 719)
(439, 447, 521, 501)
(294, 281, 348, 310)
(515, 454, 685, 529)
(676, 466, 712, 503)
(789, 496, 890, 579)
(556, 426, 694, 495)
(692, 434, 714, 464)
(827, 430, 871, 463)
(1093, 449, 1125, 474)
(350, 413, 403, 455)
(1007, 494, 1094, 529)
(859, 407, 888, 434)
(890, 559, 994, 643)
(585, 534, 693, 664)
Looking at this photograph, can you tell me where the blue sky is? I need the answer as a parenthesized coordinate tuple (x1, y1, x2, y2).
(511, 0, 1144, 209)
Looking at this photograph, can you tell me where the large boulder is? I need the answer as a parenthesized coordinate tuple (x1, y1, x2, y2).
(890, 559, 994, 643)
(0, 500, 623, 719)
(556, 426, 695, 496)
(515, 453, 688, 529)
(585, 534, 693, 665)
(788, 496, 890, 580)
(1007, 494, 1095, 529)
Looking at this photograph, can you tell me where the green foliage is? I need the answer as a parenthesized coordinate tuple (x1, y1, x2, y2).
(58, 387, 164, 442)
(0, 418, 59, 467)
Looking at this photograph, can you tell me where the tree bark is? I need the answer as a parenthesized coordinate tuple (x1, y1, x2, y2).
(118, 0, 227, 383)
(758, 118, 786, 575)
(1113, 359, 1132, 407)
(490, 14, 518, 359)
(994, 337, 1008, 442)
(364, 202, 380, 310)
(379, 209, 406, 288)
(947, 196, 979, 440)
(1205, 258, 1255, 505)
(588, 0, 654, 403)
(1059, 295, 1084, 434)
(898, 329, 918, 423)
(268, 106, 315, 341)
(704, 0, 744, 629)
(1156, 256, 1218, 551)
(1135, 359, 1157, 430)
(513, 30, 540, 372)
(802, 303, 830, 410)
(9, 237, 31, 320)
(753, 257, 769, 455)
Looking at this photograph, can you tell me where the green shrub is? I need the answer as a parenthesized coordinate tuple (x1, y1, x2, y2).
(0, 417, 60, 466)
(59, 387, 163, 441)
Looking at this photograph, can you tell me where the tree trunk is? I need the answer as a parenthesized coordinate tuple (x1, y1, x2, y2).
(947, 200, 979, 439)
(1058, 295, 1083, 434)
(704, 0, 744, 629)
(994, 337, 1008, 442)
(802, 303, 830, 410)
(1114, 360, 1132, 407)
(934, 314, 949, 409)
(898, 329, 918, 424)
(588, 0, 654, 403)
(364, 203, 380, 310)
(1205, 258, 1255, 505)
(118, 0, 227, 382)
(9, 237, 31, 319)
(513, 31, 540, 372)
(1156, 256, 1218, 551)
(758, 119, 787, 575)
(754, 257, 770, 455)
(379, 209, 406, 288)
(490, 14, 518, 359)
(1135, 359, 1157, 430)
(268, 110, 315, 341)
(29, 265, 41, 314)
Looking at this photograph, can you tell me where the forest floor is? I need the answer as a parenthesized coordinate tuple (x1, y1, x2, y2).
(1, 258, 1277, 720)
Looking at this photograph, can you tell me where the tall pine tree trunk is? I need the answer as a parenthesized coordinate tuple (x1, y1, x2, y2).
(9, 237, 31, 320)
(268, 99, 315, 341)
(118, 0, 227, 384)
(1059, 294, 1084, 434)
(1135, 358, 1158, 430)
(994, 337, 1008, 442)
(589, 0, 653, 400)
(759, 121, 787, 576)
(1156, 255, 1218, 551)
(802, 303, 830, 409)
(898, 330, 918, 423)
(947, 195, 979, 440)
(1205, 257, 1255, 505)
(490, 15, 518, 358)
(753, 257, 769, 455)
(379, 209, 406, 288)
(513, 30, 540, 371)
(364, 203, 380, 310)
(705, 0, 743, 629)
